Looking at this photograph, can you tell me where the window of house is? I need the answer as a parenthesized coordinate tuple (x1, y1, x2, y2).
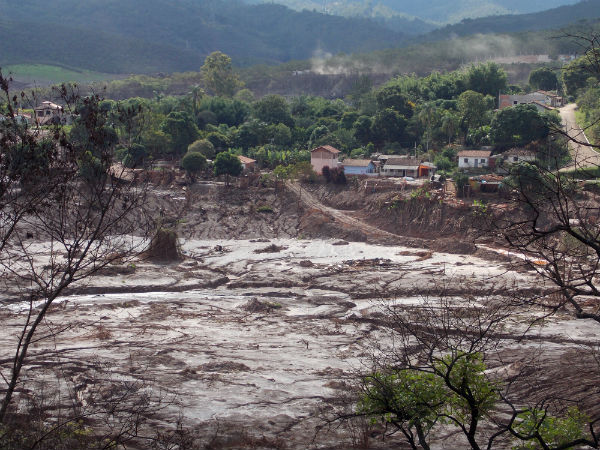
(513, 156, 518, 162)
(464, 158, 468, 163)
(514, 101, 518, 105)
(480, 159, 485, 163)
(37, 111, 44, 117)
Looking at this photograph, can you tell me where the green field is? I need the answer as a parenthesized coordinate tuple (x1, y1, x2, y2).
(2, 64, 122, 86)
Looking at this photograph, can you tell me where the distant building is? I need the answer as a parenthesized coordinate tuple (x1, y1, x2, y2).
(341, 159, 377, 176)
(458, 150, 492, 169)
(237, 155, 256, 172)
(310, 145, 340, 175)
(501, 148, 537, 165)
(34, 101, 64, 125)
(381, 157, 421, 178)
(498, 91, 563, 110)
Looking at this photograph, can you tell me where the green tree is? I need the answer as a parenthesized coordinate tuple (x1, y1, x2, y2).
(528, 67, 558, 91)
(201, 51, 243, 98)
(187, 139, 215, 159)
(353, 115, 373, 146)
(160, 111, 199, 156)
(458, 90, 489, 141)
(441, 112, 460, 145)
(376, 84, 414, 117)
(253, 94, 294, 127)
(371, 108, 407, 147)
(489, 104, 550, 149)
(465, 62, 508, 99)
(181, 152, 207, 181)
(214, 151, 242, 184)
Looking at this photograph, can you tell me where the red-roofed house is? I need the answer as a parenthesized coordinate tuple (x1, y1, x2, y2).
(458, 150, 492, 169)
(238, 155, 256, 172)
(310, 145, 340, 175)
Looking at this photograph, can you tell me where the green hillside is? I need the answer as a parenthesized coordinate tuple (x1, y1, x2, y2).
(422, 0, 600, 40)
(242, 0, 581, 24)
(0, 0, 407, 74)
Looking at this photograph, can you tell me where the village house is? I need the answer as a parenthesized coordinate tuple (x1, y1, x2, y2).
(458, 150, 492, 169)
(341, 159, 377, 176)
(310, 145, 340, 174)
(501, 148, 537, 165)
(498, 91, 563, 110)
(237, 155, 257, 172)
(380, 157, 421, 178)
(34, 101, 64, 125)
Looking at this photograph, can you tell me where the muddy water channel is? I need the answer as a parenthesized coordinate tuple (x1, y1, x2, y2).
(2, 239, 599, 448)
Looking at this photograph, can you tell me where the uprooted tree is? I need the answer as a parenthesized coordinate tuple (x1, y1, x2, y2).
(0, 72, 156, 446)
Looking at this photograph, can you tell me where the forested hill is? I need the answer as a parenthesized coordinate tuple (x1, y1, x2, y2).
(242, 0, 580, 25)
(422, 0, 600, 41)
(0, 0, 405, 74)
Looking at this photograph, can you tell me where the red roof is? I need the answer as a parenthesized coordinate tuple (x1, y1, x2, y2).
(457, 150, 492, 158)
(238, 155, 256, 164)
(311, 145, 341, 154)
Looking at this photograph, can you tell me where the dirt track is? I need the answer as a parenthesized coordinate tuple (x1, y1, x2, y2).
(560, 103, 600, 171)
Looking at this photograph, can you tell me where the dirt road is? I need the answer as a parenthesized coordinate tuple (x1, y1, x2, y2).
(559, 103, 600, 171)
(286, 181, 403, 244)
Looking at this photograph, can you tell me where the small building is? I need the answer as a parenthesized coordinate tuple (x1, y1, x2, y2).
(418, 162, 437, 178)
(238, 155, 256, 172)
(498, 91, 563, 110)
(469, 174, 504, 193)
(458, 150, 492, 169)
(34, 101, 64, 125)
(502, 148, 537, 165)
(310, 145, 340, 175)
(341, 159, 377, 176)
(381, 157, 421, 178)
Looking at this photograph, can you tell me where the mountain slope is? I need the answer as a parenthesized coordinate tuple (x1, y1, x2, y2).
(241, 0, 581, 24)
(0, 0, 407, 73)
(422, 0, 600, 41)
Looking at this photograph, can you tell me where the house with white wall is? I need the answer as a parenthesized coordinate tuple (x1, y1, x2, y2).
(458, 150, 492, 169)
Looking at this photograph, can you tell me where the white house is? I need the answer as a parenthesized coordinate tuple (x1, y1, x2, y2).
(502, 148, 537, 165)
(458, 150, 492, 169)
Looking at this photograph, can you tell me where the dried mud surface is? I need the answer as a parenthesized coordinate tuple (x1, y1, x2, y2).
(2, 237, 600, 449)
(2, 182, 600, 449)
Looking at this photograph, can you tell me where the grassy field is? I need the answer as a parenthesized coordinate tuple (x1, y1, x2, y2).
(2, 64, 123, 86)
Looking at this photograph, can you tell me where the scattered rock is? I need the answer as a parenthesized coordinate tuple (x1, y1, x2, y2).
(332, 240, 349, 246)
(299, 260, 314, 268)
(254, 244, 287, 254)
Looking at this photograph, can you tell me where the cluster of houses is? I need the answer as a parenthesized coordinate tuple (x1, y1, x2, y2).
(310, 145, 437, 179)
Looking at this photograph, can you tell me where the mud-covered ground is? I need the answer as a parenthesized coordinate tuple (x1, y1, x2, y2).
(2, 236, 600, 449)
(2, 181, 600, 449)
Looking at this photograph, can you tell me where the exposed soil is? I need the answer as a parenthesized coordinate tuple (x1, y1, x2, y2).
(2, 179, 600, 449)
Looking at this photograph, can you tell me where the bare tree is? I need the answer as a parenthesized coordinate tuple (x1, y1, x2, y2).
(0, 72, 153, 440)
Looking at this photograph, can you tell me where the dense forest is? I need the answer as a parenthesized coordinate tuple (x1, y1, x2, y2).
(17, 52, 568, 181)
(0, 0, 405, 73)
(242, 0, 581, 24)
(421, 0, 600, 41)
(1, 0, 598, 77)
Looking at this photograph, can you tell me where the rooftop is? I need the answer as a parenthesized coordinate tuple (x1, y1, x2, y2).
(457, 150, 492, 158)
(341, 159, 372, 167)
(311, 145, 341, 154)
